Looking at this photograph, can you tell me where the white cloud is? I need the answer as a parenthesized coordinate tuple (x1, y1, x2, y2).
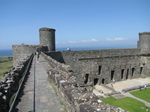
(67, 38, 99, 43)
(106, 38, 126, 41)
(90, 39, 98, 41)
(114, 38, 125, 40)
(68, 41, 77, 43)
(81, 38, 98, 42)
(56, 38, 99, 46)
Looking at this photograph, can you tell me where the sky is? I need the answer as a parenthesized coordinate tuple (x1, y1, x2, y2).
(0, 0, 150, 50)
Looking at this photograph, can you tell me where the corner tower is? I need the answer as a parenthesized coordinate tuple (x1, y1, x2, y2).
(39, 27, 56, 51)
(138, 32, 150, 53)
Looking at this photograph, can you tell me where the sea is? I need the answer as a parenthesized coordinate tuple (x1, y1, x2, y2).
(0, 49, 12, 57)
(0, 46, 126, 57)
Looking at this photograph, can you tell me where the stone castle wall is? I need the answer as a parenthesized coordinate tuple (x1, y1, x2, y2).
(12, 28, 150, 85)
(10, 28, 150, 111)
(45, 48, 150, 84)
(41, 52, 126, 112)
(12, 45, 38, 67)
(12, 45, 47, 67)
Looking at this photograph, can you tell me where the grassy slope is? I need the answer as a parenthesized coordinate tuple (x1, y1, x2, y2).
(0, 57, 13, 80)
(130, 88, 150, 102)
(101, 96, 150, 112)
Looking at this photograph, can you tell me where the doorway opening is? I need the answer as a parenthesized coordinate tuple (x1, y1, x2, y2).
(111, 70, 115, 80)
(131, 68, 135, 77)
(94, 78, 99, 85)
(126, 69, 129, 79)
(140, 67, 143, 75)
(102, 78, 105, 84)
(121, 69, 124, 79)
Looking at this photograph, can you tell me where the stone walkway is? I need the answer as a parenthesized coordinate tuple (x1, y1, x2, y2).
(14, 56, 65, 112)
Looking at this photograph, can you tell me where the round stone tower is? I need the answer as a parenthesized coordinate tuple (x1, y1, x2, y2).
(39, 27, 56, 51)
(138, 32, 150, 53)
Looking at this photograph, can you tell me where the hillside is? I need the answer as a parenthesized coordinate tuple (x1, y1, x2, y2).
(0, 57, 13, 80)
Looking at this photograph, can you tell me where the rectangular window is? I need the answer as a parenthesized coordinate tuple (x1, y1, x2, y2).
(98, 66, 102, 75)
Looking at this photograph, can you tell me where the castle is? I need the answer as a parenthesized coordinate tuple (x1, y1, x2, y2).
(12, 27, 150, 85)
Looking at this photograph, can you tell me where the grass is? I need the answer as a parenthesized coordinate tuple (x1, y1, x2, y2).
(101, 96, 150, 112)
(130, 87, 150, 103)
(49, 81, 67, 111)
(60, 100, 67, 111)
(0, 57, 13, 80)
(48, 81, 57, 94)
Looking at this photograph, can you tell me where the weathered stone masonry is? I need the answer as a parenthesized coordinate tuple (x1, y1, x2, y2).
(41, 52, 125, 112)
(11, 27, 150, 111)
(45, 47, 149, 85)
(0, 55, 33, 112)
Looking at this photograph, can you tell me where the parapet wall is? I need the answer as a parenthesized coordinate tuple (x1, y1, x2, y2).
(0, 54, 33, 112)
(41, 52, 73, 78)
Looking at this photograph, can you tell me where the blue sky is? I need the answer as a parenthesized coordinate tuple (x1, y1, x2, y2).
(0, 0, 150, 50)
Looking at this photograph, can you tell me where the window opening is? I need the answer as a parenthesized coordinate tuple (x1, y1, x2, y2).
(98, 66, 102, 75)
(84, 74, 89, 84)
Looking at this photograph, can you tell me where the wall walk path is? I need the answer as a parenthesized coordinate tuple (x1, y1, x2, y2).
(14, 56, 65, 112)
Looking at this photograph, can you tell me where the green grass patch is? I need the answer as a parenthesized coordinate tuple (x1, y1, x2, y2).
(49, 81, 57, 94)
(0, 57, 13, 80)
(101, 96, 150, 112)
(130, 88, 150, 103)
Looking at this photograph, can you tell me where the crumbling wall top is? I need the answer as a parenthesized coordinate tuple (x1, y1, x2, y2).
(139, 32, 150, 35)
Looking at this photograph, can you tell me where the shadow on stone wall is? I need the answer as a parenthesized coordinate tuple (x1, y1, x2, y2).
(44, 51, 65, 63)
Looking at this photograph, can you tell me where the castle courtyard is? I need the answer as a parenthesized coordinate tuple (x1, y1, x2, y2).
(107, 77, 150, 92)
